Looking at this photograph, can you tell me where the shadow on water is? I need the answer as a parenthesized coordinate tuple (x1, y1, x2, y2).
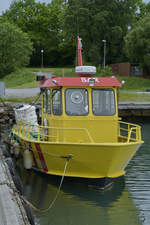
(17, 162, 125, 207)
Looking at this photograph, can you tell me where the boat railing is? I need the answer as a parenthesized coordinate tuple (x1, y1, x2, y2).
(13, 121, 94, 143)
(118, 121, 142, 142)
(13, 120, 142, 144)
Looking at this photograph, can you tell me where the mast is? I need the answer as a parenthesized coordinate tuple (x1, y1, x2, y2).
(76, 37, 96, 77)
(77, 37, 83, 66)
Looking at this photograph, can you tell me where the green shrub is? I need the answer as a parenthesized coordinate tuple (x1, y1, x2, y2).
(0, 21, 33, 77)
(96, 65, 113, 76)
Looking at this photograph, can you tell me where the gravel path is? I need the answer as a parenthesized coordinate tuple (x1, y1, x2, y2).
(5, 88, 40, 98)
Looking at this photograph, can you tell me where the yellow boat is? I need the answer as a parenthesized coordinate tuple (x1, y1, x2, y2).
(12, 37, 143, 187)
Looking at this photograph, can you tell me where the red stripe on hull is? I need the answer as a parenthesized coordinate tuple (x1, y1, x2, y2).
(29, 144, 38, 168)
(35, 143, 48, 173)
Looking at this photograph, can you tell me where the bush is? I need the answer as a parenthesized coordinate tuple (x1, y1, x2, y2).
(97, 65, 113, 76)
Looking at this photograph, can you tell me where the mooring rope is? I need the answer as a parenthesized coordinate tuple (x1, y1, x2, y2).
(20, 158, 70, 214)
(19, 92, 42, 111)
(1, 144, 72, 214)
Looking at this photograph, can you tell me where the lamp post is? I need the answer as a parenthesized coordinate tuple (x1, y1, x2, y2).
(102, 40, 106, 69)
(41, 49, 44, 68)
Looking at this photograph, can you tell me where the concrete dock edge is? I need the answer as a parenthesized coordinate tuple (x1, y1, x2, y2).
(0, 148, 31, 225)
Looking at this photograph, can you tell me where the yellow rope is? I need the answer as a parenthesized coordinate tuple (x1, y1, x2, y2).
(19, 158, 70, 214)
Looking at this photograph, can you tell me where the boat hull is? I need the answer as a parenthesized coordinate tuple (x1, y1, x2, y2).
(15, 136, 142, 180)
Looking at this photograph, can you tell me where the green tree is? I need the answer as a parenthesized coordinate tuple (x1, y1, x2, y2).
(125, 15, 150, 75)
(64, 0, 142, 66)
(136, 1, 150, 21)
(0, 21, 33, 77)
(1, 0, 73, 66)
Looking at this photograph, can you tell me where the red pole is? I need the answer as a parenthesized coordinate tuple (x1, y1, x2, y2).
(77, 37, 83, 66)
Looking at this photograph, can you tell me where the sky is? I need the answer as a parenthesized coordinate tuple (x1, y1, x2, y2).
(0, 0, 150, 15)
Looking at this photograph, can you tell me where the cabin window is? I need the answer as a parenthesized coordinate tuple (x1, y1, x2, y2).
(65, 88, 88, 116)
(92, 89, 116, 115)
(43, 89, 51, 114)
(52, 89, 62, 115)
(47, 89, 51, 114)
(43, 90, 47, 113)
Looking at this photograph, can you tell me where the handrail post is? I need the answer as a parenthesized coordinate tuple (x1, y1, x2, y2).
(139, 127, 141, 140)
(17, 121, 20, 134)
(22, 123, 25, 138)
(38, 126, 40, 141)
(84, 128, 93, 143)
(17, 122, 19, 134)
(19, 122, 22, 136)
(127, 127, 133, 142)
(28, 126, 31, 139)
(118, 121, 120, 137)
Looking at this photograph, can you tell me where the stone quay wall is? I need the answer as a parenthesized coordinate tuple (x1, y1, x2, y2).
(0, 102, 16, 122)
(0, 102, 41, 138)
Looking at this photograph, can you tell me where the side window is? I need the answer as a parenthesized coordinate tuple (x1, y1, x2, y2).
(47, 89, 51, 114)
(65, 88, 88, 116)
(43, 89, 51, 114)
(43, 90, 47, 113)
(52, 89, 62, 115)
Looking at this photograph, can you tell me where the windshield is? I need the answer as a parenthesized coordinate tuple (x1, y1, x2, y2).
(92, 89, 116, 115)
(65, 88, 88, 116)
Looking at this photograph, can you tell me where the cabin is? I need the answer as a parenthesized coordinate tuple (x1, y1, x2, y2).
(40, 74, 121, 144)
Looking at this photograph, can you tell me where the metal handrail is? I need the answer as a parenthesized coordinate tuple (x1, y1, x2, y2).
(118, 121, 141, 142)
(13, 121, 94, 143)
(13, 120, 142, 144)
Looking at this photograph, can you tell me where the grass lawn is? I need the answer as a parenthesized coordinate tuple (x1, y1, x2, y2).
(117, 76, 150, 91)
(0, 67, 76, 88)
(0, 68, 37, 88)
(118, 91, 150, 102)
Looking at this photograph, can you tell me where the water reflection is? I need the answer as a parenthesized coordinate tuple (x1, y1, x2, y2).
(125, 118, 150, 225)
(15, 159, 141, 225)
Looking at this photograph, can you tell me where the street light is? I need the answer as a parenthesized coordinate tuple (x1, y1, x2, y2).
(102, 40, 106, 69)
(41, 49, 44, 68)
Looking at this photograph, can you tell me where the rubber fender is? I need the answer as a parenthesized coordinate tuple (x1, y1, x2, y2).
(12, 174, 23, 195)
(22, 202, 35, 225)
(13, 142, 20, 158)
(23, 150, 33, 169)
(5, 157, 15, 176)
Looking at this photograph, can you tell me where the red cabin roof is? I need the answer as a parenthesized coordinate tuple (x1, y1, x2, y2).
(39, 76, 121, 88)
